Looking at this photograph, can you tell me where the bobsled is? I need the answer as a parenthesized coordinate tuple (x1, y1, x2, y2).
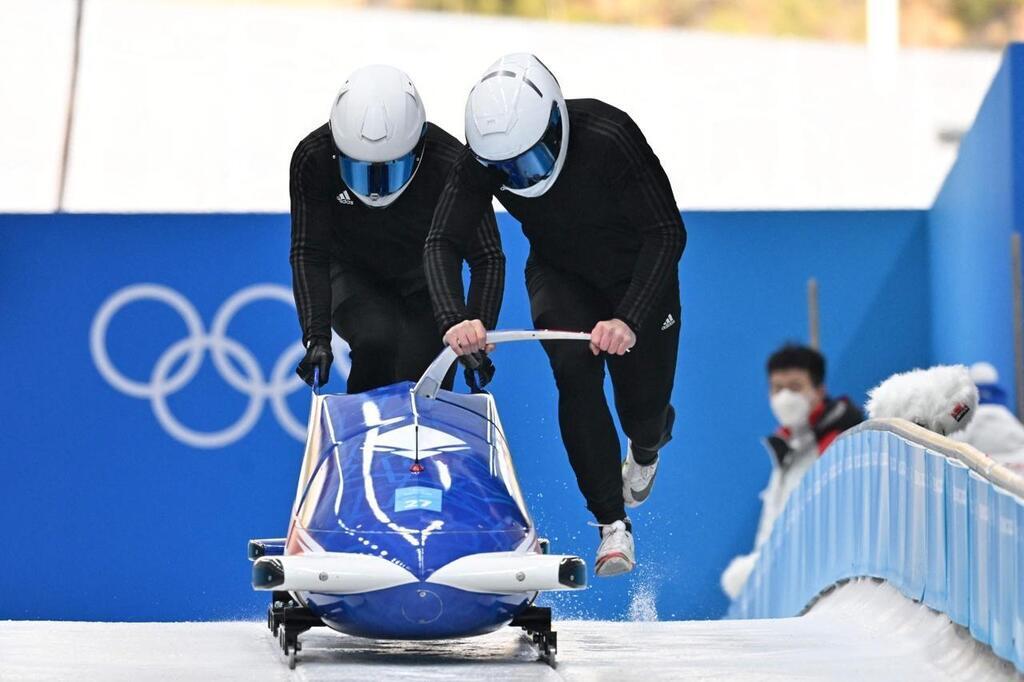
(248, 330, 591, 668)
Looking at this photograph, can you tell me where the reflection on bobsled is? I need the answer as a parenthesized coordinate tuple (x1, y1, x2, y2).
(248, 330, 591, 668)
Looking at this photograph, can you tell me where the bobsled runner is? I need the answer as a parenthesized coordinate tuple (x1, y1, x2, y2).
(248, 330, 591, 668)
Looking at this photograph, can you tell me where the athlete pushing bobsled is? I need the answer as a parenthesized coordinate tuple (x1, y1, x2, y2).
(289, 64, 502, 393)
(425, 54, 687, 576)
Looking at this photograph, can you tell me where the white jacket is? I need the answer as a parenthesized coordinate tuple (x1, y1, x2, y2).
(752, 430, 818, 549)
(720, 397, 864, 600)
(721, 429, 818, 600)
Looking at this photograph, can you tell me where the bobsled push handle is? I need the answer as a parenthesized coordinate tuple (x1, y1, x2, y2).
(413, 329, 592, 400)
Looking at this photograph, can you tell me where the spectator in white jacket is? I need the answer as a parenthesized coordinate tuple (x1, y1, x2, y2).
(721, 344, 863, 599)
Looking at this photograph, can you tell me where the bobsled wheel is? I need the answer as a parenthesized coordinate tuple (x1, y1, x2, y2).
(509, 606, 558, 667)
(537, 632, 557, 668)
(272, 601, 323, 668)
(280, 628, 300, 668)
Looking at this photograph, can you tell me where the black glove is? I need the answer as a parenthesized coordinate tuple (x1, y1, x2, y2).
(460, 351, 495, 393)
(296, 339, 333, 388)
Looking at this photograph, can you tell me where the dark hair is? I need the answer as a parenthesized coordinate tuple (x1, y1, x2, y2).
(767, 343, 826, 386)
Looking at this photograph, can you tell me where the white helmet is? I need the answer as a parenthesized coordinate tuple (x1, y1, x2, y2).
(330, 64, 426, 208)
(465, 53, 568, 198)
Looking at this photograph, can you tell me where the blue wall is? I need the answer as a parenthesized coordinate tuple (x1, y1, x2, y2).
(930, 44, 1024, 413)
(0, 208, 930, 622)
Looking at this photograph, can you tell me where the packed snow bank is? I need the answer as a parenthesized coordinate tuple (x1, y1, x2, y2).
(803, 579, 1018, 682)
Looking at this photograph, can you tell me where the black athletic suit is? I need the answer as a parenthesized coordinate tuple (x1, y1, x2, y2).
(424, 99, 686, 524)
(289, 122, 503, 393)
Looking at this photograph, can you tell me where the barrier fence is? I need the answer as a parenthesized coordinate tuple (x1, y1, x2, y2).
(728, 419, 1024, 673)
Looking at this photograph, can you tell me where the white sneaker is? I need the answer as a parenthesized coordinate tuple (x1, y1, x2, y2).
(592, 519, 636, 577)
(622, 442, 659, 508)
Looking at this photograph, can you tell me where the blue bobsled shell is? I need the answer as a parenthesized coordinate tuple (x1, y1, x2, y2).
(286, 382, 537, 638)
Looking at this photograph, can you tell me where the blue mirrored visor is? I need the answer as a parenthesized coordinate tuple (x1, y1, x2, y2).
(476, 102, 563, 190)
(338, 133, 425, 199)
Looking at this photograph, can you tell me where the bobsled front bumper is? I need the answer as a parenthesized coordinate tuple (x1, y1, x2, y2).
(251, 551, 587, 595)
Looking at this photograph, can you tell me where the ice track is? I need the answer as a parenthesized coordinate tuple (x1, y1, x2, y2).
(1, 580, 1017, 681)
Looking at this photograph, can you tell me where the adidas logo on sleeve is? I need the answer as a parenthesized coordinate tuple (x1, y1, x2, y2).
(336, 190, 354, 205)
(661, 313, 676, 331)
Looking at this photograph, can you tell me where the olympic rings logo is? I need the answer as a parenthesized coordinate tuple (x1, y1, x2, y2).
(89, 283, 349, 449)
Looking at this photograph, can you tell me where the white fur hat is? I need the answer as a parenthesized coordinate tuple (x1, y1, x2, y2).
(866, 365, 978, 436)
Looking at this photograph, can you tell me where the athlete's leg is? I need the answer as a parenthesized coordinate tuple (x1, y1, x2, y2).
(330, 267, 401, 393)
(607, 281, 681, 462)
(527, 257, 625, 525)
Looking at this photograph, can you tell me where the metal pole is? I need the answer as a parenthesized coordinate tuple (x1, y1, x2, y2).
(866, 0, 900, 55)
(1012, 233, 1024, 420)
(807, 277, 820, 350)
(57, 0, 85, 212)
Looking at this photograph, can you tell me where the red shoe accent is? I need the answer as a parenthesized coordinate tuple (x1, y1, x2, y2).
(597, 551, 629, 567)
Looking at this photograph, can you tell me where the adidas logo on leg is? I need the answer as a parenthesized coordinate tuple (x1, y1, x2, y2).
(336, 190, 354, 205)
(661, 313, 676, 331)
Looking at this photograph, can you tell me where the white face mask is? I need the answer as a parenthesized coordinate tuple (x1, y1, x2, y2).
(770, 389, 812, 428)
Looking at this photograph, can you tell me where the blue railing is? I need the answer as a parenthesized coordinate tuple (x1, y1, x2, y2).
(727, 419, 1024, 672)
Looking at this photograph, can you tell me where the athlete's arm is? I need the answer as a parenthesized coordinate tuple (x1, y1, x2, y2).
(464, 206, 505, 331)
(608, 116, 687, 334)
(425, 151, 505, 352)
(288, 140, 335, 347)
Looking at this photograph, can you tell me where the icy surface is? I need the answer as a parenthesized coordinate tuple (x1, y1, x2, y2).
(1, 581, 1017, 681)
